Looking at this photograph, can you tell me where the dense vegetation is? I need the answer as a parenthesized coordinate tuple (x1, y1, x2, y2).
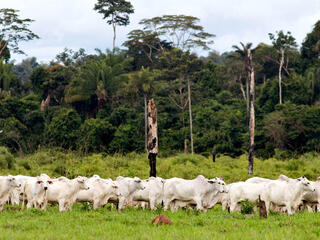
(1, 149, 320, 183)
(1, 4, 320, 165)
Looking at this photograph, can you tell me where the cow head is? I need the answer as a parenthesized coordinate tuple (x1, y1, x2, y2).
(76, 177, 90, 190)
(7, 175, 21, 188)
(297, 176, 316, 192)
(208, 177, 227, 193)
(133, 177, 145, 190)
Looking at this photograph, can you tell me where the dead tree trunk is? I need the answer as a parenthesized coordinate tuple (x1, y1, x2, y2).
(187, 77, 194, 154)
(144, 94, 148, 153)
(40, 94, 50, 112)
(147, 99, 158, 177)
(279, 48, 284, 104)
(211, 145, 216, 163)
(247, 49, 255, 175)
(246, 74, 249, 113)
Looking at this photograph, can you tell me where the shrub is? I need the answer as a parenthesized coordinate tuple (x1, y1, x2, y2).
(79, 118, 115, 154)
(46, 109, 81, 149)
(240, 199, 255, 215)
(0, 146, 15, 169)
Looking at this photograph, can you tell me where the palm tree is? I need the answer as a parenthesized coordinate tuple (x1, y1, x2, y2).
(232, 42, 255, 174)
(65, 50, 128, 116)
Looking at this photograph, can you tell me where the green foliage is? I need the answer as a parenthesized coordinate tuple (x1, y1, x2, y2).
(139, 15, 215, 51)
(79, 118, 115, 153)
(240, 199, 255, 215)
(45, 109, 81, 149)
(0, 8, 39, 55)
(0, 146, 15, 169)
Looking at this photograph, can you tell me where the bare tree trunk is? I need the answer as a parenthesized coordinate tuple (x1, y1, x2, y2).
(147, 99, 158, 177)
(248, 49, 255, 175)
(238, 75, 246, 101)
(279, 48, 284, 104)
(184, 139, 188, 154)
(246, 74, 249, 113)
(112, 15, 116, 52)
(187, 77, 194, 154)
(211, 145, 216, 163)
(144, 94, 148, 153)
(41, 94, 50, 112)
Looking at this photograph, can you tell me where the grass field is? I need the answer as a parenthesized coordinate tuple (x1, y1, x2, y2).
(2, 150, 320, 239)
(1, 204, 320, 240)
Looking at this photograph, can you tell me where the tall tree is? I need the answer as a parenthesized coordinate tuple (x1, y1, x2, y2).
(269, 30, 297, 104)
(123, 29, 172, 68)
(139, 15, 215, 51)
(94, 0, 134, 52)
(233, 42, 255, 174)
(232, 42, 253, 113)
(0, 8, 39, 56)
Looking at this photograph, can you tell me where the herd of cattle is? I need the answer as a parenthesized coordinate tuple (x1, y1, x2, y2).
(0, 174, 319, 215)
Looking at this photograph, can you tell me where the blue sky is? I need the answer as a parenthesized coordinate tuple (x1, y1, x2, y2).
(2, 0, 320, 63)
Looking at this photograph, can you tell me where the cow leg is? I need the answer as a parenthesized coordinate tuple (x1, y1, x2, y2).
(230, 202, 238, 212)
(163, 199, 172, 211)
(118, 197, 126, 210)
(149, 198, 156, 210)
(93, 200, 99, 210)
(194, 197, 203, 211)
(286, 203, 293, 215)
(58, 200, 66, 212)
(264, 201, 270, 214)
(307, 204, 313, 212)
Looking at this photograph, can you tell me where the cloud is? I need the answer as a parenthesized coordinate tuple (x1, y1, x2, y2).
(2, 0, 320, 63)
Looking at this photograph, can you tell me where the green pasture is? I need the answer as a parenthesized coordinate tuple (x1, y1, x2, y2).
(1, 205, 320, 240)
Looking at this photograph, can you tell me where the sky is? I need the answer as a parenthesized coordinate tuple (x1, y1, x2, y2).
(2, 0, 320, 64)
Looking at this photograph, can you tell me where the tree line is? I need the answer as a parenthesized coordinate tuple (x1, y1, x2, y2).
(1, 1, 320, 174)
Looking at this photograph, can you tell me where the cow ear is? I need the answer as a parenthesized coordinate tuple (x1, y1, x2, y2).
(297, 178, 301, 181)
(208, 180, 214, 184)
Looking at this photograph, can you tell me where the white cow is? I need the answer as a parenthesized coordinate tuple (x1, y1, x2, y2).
(113, 176, 145, 210)
(21, 175, 53, 210)
(261, 176, 315, 215)
(47, 176, 89, 212)
(300, 177, 320, 212)
(9, 175, 35, 205)
(77, 176, 119, 209)
(10, 174, 52, 205)
(0, 175, 21, 211)
(205, 182, 233, 211)
(170, 177, 228, 211)
(245, 177, 272, 184)
(228, 181, 267, 212)
(131, 177, 165, 210)
(163, 175, 226, 212)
